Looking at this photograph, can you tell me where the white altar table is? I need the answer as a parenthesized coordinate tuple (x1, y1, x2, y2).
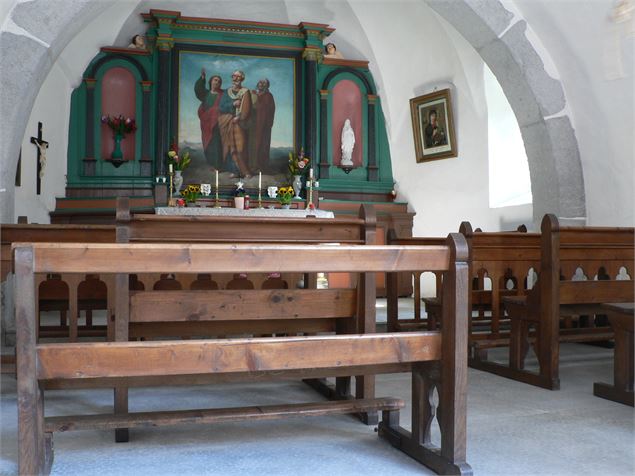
(155, 207, 335, 219)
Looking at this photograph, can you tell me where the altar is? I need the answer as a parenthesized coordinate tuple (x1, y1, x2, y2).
(155, 207, 334, 218)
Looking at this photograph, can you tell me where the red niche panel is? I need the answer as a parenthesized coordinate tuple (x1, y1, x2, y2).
(100, 67, 136, 161)
(331, 79, 362, 167)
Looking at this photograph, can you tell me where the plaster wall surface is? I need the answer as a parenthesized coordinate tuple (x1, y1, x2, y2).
(349, 0, 533, 236)
(514, 0, 634, 226)
(14, 1, 136, 223)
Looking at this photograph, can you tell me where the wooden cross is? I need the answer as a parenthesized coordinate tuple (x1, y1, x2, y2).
(30, 121, 49, 195)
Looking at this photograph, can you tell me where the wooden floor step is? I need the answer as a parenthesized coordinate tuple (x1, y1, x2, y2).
(45, 397, 405, 433)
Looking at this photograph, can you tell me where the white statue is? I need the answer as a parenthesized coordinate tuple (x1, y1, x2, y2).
(341, 118, 355, 167)
(33, 139, 48, 180)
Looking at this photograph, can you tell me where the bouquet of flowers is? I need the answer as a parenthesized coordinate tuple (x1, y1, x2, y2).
(277, 186, 294, 205)
(167, 143, 191, 172)
(101, 114, 137, 135)
(181, 184, 201, 203)
(288, 148, 310, 176)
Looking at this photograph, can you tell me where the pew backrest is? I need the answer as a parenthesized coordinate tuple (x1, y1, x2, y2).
(540, 214, 634, 316)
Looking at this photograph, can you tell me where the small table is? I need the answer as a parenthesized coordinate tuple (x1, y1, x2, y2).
(593, 302, 634, 406)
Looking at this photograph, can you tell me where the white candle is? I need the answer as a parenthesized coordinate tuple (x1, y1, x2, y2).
(259, 171, 262, 190)
(215, 170, 219, 189)
(169, 163, 173, 173)
(309, 167, 314, 179)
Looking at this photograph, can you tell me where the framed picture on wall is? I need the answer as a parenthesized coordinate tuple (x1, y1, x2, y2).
(410, 88, 457, 163)
(171, 45, 301, 186)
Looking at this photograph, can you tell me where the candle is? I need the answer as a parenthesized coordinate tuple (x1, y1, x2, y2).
(169, 163, 173, 173)
(258, 171, 262, 190)
(215, 170, 219, 189)
(309, 167, 313, 179)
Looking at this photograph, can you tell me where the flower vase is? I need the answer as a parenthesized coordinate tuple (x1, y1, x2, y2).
(110, 132, 125, 167)
(234, 196, 245, 209)
(292, 175, 302, 199)
(281, 204, 291, 210)
(112, 133, 123, 159)
(173, 170, 183, 196)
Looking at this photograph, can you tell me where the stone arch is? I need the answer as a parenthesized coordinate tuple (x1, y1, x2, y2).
(424, 0, 586, 223)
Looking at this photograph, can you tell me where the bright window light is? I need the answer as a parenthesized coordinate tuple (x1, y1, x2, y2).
(485, 65, 533, 208)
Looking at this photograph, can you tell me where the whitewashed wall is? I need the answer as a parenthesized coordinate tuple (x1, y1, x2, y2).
(514, 0, 634, 226)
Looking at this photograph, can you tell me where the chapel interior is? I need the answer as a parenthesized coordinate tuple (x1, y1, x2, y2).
(0, 1, 633, 475)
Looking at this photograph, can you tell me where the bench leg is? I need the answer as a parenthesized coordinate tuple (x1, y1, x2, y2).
(114, 387, 129, 442)
(356, 375, 378, 425)
(43, 432, 54, 475)
(18, 384, 49, 475)
(378, 362, 472, 475)
(510, 319, 530, 370)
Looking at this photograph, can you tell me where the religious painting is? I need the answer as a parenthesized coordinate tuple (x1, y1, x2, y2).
(410, 89, 457, 163)
(175, 47, 297, 188)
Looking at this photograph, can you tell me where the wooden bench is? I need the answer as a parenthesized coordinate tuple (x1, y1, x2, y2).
(115, 196, 375, 294)
(15, 238, 471, 475)
(386, 223, 535, 350)
(2, 224, 115, 340)
(385, 231, 445, 331)
(112, 200, 378, 439)
(2, 202, 375, 341)
(490, 215, 634, 389)
(593, 303, 634, 406)
(457, 223, 540, 365)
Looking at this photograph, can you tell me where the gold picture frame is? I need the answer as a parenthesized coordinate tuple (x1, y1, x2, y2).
(410, 88, 457, 163)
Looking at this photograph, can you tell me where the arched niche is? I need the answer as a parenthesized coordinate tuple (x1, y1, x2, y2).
(77, 52, 153, 180)
(100, 66, 137, 162)
(319, 68, 376, 183)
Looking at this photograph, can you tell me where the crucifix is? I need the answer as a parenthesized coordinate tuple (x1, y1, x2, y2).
(30, 121, 49, 195)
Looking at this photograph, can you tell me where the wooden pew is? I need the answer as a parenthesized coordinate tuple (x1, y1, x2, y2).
(386, 223, 533, 345)
(489, 215, 634, 390)
(2, 202, 374, 341)
(115, 196, 375, 293)
(113, 199, 378, 442)
(458, 222, 540, 364)
(15, 238, 472, 476)
(2, 224, 115, 340)
(386, 230, 445, 331)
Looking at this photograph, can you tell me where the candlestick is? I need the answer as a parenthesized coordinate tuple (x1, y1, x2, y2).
(169, 163, 173, 174)
(214, 170, 221, 207)
(169, 169, 174, 204)
(309, 167, 313, 179)
(305, 178, 314, 211)
(258, 171, 262, 190)
(258, 171, 263, 208)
